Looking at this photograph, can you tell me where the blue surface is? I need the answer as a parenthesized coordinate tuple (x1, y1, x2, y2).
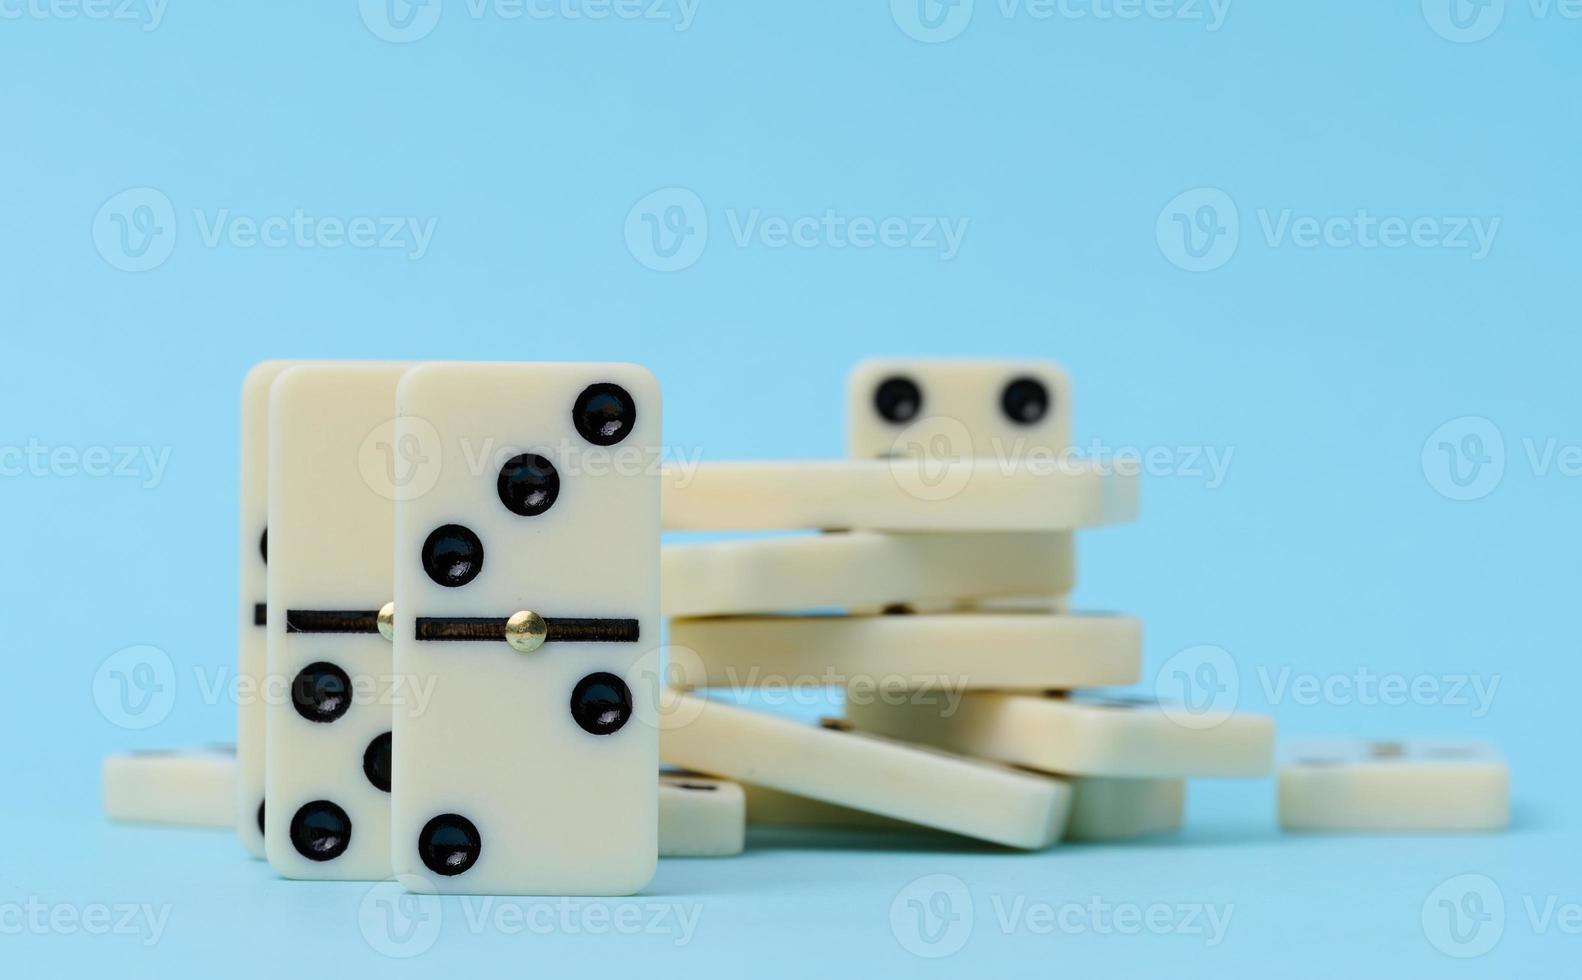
(1, 3, 1577, 976)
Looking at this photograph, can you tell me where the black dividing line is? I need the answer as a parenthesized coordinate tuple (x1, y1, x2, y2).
(414, 617, 640, 644)
(285, 609, 382, 635)
(254, 604, 266, 627)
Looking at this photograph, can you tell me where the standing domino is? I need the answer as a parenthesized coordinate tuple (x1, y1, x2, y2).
(237, 360, 298, 857)
(847, 358, 1072, 461)
(391, 363, 660, 895)
(265, 363, 405, 880)
(848, 358, 1079, 610)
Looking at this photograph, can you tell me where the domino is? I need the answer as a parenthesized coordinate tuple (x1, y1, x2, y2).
(667, 613, 1141, 692)
(659, 693, 1072, 850)
(844, 692, 1273, 778)
(265, 362, 404, 880)
(742, 783, 910, 832)
(237, 360, 298, 858)
(1278, 740, 1509, 833)
(662, 531, 1075, 619)
(848, 358, 1072, 461)
(1064, 777, 1185, 842)
(104, 746, 237, 829)
(740, 777, 1184, 844)
(660, 459, 1136, 532)
(391, 362, 661, 895)
(659, 774, 745, 858)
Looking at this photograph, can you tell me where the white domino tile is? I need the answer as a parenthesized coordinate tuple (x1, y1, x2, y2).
(667, 613, 1141, 693)
(844, 692, 1273, 778)
(659, 693, 1071, 850)
(1278, 740, 1509, 833)
(662, 531, 1074, 619)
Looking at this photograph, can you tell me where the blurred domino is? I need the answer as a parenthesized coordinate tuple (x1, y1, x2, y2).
(847, 359, 1079, 613)
(104, 746, 237, 829)
(1064, 777, 1185, 842)
(742, 783, 910, 831)
(847, 358, 1072, 460)
(667, 613, 1141, 692)
(659, 774, 745, 858)
(265, 362, 405, 880)
(660, 460, 1136, 532)
(742, 777, 1184, 844)
(390, 363, 660, 895)
(659, 694, 1071, 850)
(663, 531, 1074, 618)
(1278, 740, 1509, 833)
(237, 360, 298, 857)
(844, 692, 1273, 778)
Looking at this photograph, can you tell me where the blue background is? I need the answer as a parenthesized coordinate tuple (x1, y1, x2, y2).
(1, 1, 1576, 975)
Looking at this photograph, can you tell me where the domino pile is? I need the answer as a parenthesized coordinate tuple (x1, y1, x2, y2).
(658, 358, 1268, 848)
(102, 358, 1509, 898)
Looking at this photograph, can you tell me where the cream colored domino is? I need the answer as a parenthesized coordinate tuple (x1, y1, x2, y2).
(741, 777, 1182, 843)
(659, 694, 1071, 850)
(1278, 740, 1509, 833)
(1064, 778, 1185, 842)
(844, 693, 1273, 778)
(104, 746, 237, 829)
(660, 459, 1136, 532)
(847, 360, 1078, 620)
(741, 783, 911, 831)
(667, 613, 1141, 692)
(237, 360, 299, 858)
(858, 596, 1070, 617)
(265, 363, 405, 881)
(391, 363, 660, 896)
(662, 531, 1074, 618)
(848, 358, 1072, 460)
(659, 774, 745, 857)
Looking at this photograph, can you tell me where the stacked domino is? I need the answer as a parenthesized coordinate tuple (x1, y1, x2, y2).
(658, 358, 1273, 847)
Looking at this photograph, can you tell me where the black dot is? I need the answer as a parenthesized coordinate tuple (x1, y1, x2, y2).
(418, 813, 481, 877)
(497, 454, 560, 517)
(1001, 377, 1051, 425)
(289, 801, 351, 862)
(256, 800, 265, 836)
(573, 383, 637, 447)
(291, 662, 353, 723)
(364, 732, 392, 793)
(675, 782, 717, 792)
(422, 524, 484, 588)
(874, 376, 922, 424)
(259, 528, 268, 564)
(570, 672, 633, 736)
